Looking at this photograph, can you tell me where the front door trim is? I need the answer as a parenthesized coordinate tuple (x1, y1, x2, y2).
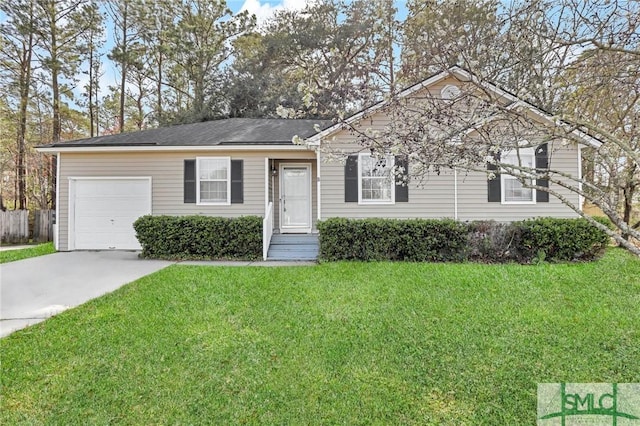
(279, 163, 312, 233)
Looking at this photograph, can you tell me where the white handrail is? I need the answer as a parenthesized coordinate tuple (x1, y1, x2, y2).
(263, 201, 274, 260)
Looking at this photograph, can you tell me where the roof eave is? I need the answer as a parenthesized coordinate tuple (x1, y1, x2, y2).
(35, 144, 313, 154)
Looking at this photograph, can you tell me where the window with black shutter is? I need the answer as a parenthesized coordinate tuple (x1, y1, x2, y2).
(344, 154, 409, 203)
(487, 144, 549, 203)
(184, 157, 243, 204)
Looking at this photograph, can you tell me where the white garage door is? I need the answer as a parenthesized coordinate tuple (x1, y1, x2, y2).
(71, 178, 151, 250)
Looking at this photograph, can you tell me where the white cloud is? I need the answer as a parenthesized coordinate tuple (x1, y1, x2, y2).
(239, 0, 313, 25)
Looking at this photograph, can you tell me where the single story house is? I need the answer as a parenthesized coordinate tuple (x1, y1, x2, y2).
(37, 67, 601, 259)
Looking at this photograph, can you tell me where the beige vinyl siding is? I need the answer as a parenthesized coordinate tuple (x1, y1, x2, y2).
(320, 79, 462, 219)
(319, 76, 470, 220)
(58, 150, 315, 251)
(319, 123, 456, 220)
(457, 142, 581, 221)
(321, 139, 580, 222)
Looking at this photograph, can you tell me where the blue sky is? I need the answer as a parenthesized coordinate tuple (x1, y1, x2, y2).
(232, 0, 408, 25)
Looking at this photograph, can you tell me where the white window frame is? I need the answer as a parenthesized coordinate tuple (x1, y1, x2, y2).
(358, 153, 395, 205)
(501, 147, 536, 205)
(196, 156, 231, 205)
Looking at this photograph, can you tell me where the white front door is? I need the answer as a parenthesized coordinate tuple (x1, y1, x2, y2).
(280, 164, 311, 232)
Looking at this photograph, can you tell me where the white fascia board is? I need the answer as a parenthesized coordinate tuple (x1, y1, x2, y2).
(35, 144, 313, 154)
(460, 109, 602, 149)
(506, 101, 603, 149)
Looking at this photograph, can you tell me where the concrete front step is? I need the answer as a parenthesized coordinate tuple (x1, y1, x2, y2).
(270, 234, 319, 244)
(267, 234, 319, 260)
(268, 244, 318, 251)
(267, 254, 318, 261)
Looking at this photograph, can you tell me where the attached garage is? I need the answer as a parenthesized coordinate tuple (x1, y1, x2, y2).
(69, 177, 151, 250)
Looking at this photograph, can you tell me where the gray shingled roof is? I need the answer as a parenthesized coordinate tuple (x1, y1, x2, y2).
(42, 118, 332, 147)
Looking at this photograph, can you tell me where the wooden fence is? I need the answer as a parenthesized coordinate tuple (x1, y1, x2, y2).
(0, 210, 54, 244)
(33, 210, 54, 242)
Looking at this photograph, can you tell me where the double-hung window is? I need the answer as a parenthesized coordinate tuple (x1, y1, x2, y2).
(358, 153, 395, 204)
(501, 148, 536, 204)
(197, 157, 231, 205)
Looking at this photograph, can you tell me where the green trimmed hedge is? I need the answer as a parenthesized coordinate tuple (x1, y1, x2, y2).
(513, 217, 609, 262)
(318, 217, 609, 263)
(318, 218, 469, 262)
(133, 215, 262, 260)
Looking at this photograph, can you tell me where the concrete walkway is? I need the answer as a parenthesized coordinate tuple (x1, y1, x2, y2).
(0, 244, 38, 252)
(178, 260, 317, 267)
(0, 251, 172, 338)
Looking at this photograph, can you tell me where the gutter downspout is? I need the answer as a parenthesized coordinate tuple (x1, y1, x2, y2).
(454, 167, 458, 220)
(316, 148, 321, 225)
(54, 153, 60, 250)
(577, 145, 584, 211)
(264, 157, 270, 217)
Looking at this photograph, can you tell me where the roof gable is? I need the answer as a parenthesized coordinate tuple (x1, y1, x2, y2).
(306, 66, 602, 149)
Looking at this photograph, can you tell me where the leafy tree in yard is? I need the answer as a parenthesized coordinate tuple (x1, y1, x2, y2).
(0, 98, 17, 209)
(561, 50, 639, 240)
(78, 0, 104, 137)
(99, 86, 146, 134)
(106, 0, 141, 133)
(132, 0, 182, 125)
(34, 0, 91, 144)
(0, 0, 38, 209)
(167, 0, 254, 123)
(401, 0, 502, 84)
(34, 0, 95, 209)
(226, 0, 397, 119)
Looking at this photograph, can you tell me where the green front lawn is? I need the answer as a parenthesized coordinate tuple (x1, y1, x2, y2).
(0, 242, 55, 264)
(2, 250, 639, 424)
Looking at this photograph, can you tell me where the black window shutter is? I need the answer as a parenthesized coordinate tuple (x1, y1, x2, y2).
(395, 155, 409, 202)
(487, 153, 501, 202)
(184, 159, 196, 203)
(230, 159, 243, 204)
(345, 155, 358, 202)
(536, 143, 549, 202)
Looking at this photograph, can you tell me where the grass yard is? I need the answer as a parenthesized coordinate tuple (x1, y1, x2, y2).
(2, 249, 639, 424)
(0, 242, 55, 264)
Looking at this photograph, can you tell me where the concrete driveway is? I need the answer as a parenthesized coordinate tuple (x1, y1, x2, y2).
(0, 251, 172, 338)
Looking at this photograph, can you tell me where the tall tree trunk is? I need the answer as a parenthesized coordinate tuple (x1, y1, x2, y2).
(51, 60, 60, 141)
(387, 2, 395, 95)
(194, 75, 204, 118)
(157, 38, 163, 121)
(137, 90, 144, 130)
(16, 1, 35, 210)
(49, 8, 60, 210)
(94, 59, 100, 136)
(119, 1, 128, 133)
(621, 166, 637, 241)
(88, 39, 95, 137)
(16, 40, 33, 210)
